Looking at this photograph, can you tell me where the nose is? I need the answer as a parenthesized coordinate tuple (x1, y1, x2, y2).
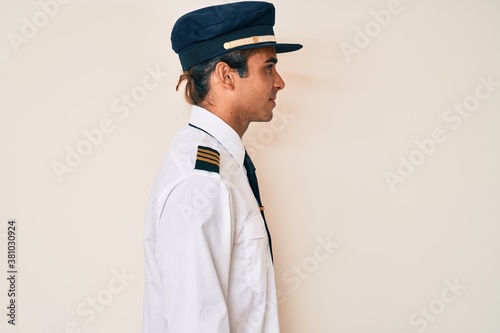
(274, 70, 285, 90)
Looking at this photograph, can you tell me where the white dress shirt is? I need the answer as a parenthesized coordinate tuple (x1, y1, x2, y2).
(143, 106, 279, 333)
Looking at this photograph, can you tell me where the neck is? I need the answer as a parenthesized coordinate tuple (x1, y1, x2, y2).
(199, 102, 249, 138)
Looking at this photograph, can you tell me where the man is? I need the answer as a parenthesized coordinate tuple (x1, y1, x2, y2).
(143, 2, 302, 332)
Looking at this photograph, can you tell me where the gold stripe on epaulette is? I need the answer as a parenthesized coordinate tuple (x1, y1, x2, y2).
(196, 156, 220, 166)
(195, 145, 220, 173)
(197, 151, 220, 163)
(198, 148, 220, 159)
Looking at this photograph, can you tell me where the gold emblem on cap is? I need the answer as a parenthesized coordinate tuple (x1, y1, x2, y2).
(223, 35, 276, 50)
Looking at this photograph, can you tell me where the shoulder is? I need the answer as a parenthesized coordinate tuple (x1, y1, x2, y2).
(194, 145, 220, 174)
(167, 126, 224, 177)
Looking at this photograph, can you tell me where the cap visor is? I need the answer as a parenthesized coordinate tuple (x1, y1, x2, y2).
(236, 42, 303, 53)
(275, 43, 303, 53)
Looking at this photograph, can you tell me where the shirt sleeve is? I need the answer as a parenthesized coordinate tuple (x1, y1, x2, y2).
(154, 172, 233, 332)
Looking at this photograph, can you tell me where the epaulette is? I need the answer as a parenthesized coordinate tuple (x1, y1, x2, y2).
(194, 145, 220, 173)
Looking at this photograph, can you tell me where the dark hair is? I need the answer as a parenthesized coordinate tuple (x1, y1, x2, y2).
(176, 49, 257, 105)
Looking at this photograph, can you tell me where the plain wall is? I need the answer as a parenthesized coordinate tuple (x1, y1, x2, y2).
(1, 0, 499, 332)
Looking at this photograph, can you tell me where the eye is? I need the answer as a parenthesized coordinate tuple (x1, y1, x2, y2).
(266, 64, 274, 72)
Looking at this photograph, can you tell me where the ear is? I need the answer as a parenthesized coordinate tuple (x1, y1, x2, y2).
(214, 61, 236, 89)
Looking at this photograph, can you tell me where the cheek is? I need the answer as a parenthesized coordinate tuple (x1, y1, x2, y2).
(259, 78, 273, 96)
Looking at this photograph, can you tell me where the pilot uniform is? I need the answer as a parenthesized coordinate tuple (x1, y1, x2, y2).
(143, 106, 277, 332)
(142, 2, 302, 332)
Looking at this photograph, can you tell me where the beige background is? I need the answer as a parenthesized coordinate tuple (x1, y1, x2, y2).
(1, 0, 499, 332)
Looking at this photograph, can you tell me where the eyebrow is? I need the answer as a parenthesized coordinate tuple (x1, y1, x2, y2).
(265, 57, 278, 64)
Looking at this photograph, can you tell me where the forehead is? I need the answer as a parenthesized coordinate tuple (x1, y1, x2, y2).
(247, 47, 278, 63)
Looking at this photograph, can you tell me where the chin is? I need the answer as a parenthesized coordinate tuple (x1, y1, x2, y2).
(252, 107, 274, 123)
(261, 110, 274, 122)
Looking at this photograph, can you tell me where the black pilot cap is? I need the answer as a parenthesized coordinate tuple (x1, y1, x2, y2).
(171, 1, 303, 71)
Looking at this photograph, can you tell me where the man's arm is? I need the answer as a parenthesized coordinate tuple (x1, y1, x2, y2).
(155, 173, 233, 332)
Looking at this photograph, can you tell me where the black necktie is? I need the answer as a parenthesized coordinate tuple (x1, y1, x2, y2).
(243, 151, 274, 262)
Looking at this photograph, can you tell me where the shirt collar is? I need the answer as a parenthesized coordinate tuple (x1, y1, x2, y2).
(189, 105, 245, 168)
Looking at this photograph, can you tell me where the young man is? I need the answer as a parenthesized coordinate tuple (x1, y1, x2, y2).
(143, 2, 302, 332)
